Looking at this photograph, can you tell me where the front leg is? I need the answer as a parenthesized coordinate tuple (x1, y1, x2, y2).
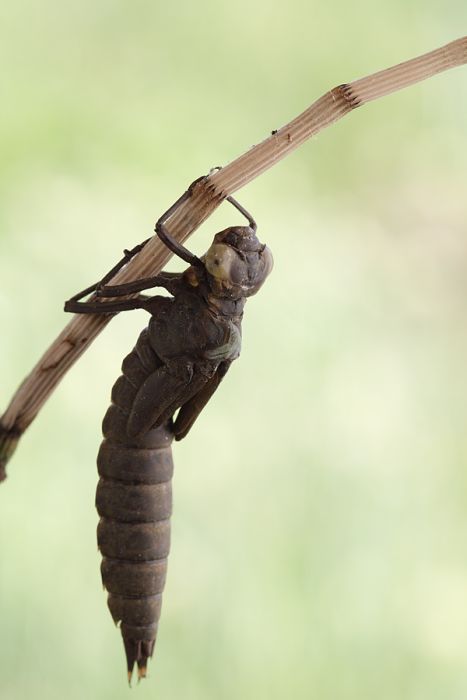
(154, 176, 206, 268)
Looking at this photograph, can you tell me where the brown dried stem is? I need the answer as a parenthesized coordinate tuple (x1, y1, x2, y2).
(1, 35, 466, 477)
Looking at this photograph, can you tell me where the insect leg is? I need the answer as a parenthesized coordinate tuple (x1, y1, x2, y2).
(172, 361, 231, 441)
(64, 297, 149, 314)
(127, 362, 209, 439)
(65, 238, 152, 305)
(154, 175, 208, 267)
(226, 196, 257, 231)
(126, 366, 190, 438)
(97, 272, 182, 298)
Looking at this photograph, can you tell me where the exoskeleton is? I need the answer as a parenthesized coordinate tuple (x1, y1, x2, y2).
(64, 178, 273, 681)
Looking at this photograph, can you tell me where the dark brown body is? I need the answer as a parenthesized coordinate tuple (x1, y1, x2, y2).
(94, 261, 251, 680)
(96, 329, 174, 679)
(64, 206, 273, 681)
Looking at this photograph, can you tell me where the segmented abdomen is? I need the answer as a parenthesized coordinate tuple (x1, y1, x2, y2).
(95, 328, 173, 681)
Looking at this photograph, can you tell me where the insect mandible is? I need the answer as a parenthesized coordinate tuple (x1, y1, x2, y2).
(64, 175, 273, 682)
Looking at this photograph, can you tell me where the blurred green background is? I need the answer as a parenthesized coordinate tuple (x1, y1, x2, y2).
(1, 2, 466, 698)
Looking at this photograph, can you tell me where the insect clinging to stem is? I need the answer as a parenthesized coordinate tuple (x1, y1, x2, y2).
(63, 174, 273, 682)
(1, 34, 465, 685)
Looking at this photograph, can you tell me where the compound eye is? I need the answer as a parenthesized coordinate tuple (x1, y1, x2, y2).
(260, 245, 274, 278)
(205, 243, 243, 284)
(244, 245, 274, 297)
